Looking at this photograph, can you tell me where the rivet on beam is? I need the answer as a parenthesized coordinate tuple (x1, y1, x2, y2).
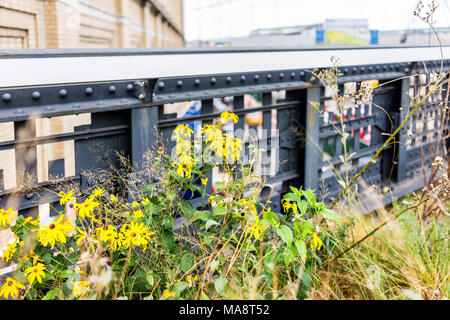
(2, 93, 12, 102)
(85, 87, 93, 95)
(32, 91, 41, 100)
(59, 89, 68, 97)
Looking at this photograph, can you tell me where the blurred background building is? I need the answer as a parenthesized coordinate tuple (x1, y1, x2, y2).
(189, 18, 450, 47)
(0, 0, 184, 49)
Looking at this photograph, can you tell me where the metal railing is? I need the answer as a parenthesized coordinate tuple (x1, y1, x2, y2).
(0, 46, 449, 219)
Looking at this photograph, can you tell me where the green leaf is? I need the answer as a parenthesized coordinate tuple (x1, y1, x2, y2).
(214, 278, 228, 296)
(295, 239, 307, 262)
(263, 209, 279, 227)
(298, 200, 308, 216)
(173, 281, 189, 293)
(62, 270, 73, 279)
(204, 220, 220, 231)
(321, 208, 341, 225)
(190, 210, 213, 223)
(181, 253, 195, 274)
(41, 289, 57, 300)
(303, 189, 316, 206)
(277, 225, 293, 245)
(210, 260, 220, 272)
(180, 200, 195, 218)
(146, 272, 154, 287)
(213, 206, 227, 217)
(283, 246, 296, 267)
(283, 193, 301, 203)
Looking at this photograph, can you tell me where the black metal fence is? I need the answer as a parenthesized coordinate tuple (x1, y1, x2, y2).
(0, 47, 449, 221)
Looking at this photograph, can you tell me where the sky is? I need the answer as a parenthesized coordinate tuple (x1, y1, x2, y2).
(183, 0, 450, 41)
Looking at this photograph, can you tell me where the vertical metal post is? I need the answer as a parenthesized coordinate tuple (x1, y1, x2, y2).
(303, 87, 321, 192)
(395, 77, 411, 183)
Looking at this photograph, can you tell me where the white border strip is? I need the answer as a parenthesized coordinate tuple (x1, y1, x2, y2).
(0, 47, 449, 88)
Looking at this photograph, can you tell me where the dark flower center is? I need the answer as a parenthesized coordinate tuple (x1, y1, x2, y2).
(49, 224, 55, 229)
(131, 232, 136, 237)
(8, 281, 12, 286)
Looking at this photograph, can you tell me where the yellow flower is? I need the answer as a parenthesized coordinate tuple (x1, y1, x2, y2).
(208, 194, 219, 207)
(1, 239, 18, 262)
(176, 163, 193, 179)
(201, 177, 208, 186)
(95, 225, 117, 242)
(309, 231, 323, 251)
(220, 110, 239, 124)
(121, 221, 154, 250)
(0, 277, 24, 299)
(24, 216, 40, 227)
(75, 227, 88, 246)
(110, 194, 119, 203)
(282, 200, 298, 214)
(131, 201, 140, 209)
(91, 188, 105, 198)
(34, 215, 74, 249)
(162, 289, 176, 299)
(173, 124, 194, 141)
(57, 190, 74, 206)
(141, 198, 150, 206)
(245, 215, 267, 240)
(133, 210, 144, 220)
(22, 250, 41, 265)
(24, 263, 46, 285)
(186, 274, 198, 286)
(109, 232, 123, 251)
(0, 208, 16, 228)
(201, 124, 223, 153)
(72, 281, 90, 298)
(223, 134, 243, 162)
(75, 197, 99, 219)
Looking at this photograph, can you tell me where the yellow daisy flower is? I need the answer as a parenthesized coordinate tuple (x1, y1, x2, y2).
(0, 277, 24, 299)
(220, 110, 239, 124)
(75, 197, 99, 219)
(0, 208, 16, 227)
(24, 263, 46, 285)
(309, 231, 323, 251)
(72, 281, 90, 298)
(91, 188, 105, 198)
(57, 190, 74, 206)
(34, 215, 74, 249)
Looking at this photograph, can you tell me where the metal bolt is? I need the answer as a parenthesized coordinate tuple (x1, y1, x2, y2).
(267, 74, 272, 80)
(139, 94, 146, 100)
(211, 77, 217, 85)
(85, 87, 93, 95)
(290, 72, 295, 79)
(59, 89, 68, 97)
(127, 84, 134, 91)
(176, 80, 183, 88)
(108, 85, 116, 93)
(158, 82, 165, 90)
(25, 193, 33, 200)
(240, 75, 246, 82)
(32, 91, 41, 99)
(141, 81, 147, 87)
(226, 76, 232, 84)
(2, 93, 12, 102)
(194, 79, 200, 86)
(279, 72, 284, 79)
(254, 74, 259, 81)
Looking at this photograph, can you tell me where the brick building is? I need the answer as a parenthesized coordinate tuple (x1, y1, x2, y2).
(0, 0, 184, 49)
